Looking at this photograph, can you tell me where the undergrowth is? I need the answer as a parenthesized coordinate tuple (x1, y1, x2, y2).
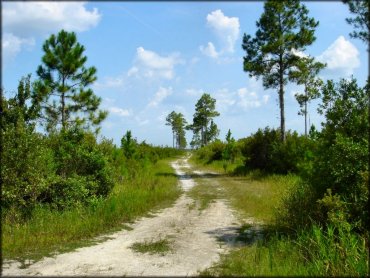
(2, 158, 181, 261)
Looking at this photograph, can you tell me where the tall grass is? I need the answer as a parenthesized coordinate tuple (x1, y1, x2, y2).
(202, 224, 368, 277)
(2, 158, 181, 261)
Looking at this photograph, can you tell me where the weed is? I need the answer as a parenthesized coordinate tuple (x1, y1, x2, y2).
(130, 238, 173, 255)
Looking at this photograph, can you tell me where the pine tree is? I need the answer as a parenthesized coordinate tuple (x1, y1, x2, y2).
(289, 56, 326, 136)
(242, 0, 319, 141)
(33, 30, 107, 132)
(165, 111, 187, 149)
(343, 0, 369, 45)
(190, 93, 220, 146)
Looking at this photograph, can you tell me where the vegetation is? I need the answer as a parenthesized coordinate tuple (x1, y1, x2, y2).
(289, 56, 325, 136)
(131, 238, 173, 255)
(33, 30, 107, 132)
(242, 0, 321, 141)
(165, 111, 187, 149)
(343, 0, 369, 44)
(1, 30, 185, 261)
(193, 77, 369, 276)
(187, 93, 220, 148)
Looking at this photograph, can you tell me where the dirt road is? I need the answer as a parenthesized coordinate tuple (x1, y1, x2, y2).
(3, 154, 241, 276)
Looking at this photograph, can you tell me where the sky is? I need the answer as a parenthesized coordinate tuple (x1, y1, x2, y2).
(2, 1, 368, 147)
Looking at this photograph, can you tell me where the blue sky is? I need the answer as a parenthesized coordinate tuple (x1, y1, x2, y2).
(2, 1, 368, 146)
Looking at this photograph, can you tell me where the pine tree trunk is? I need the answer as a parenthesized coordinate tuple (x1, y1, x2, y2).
(304, 87, 308, 137)
(279, 58, 286, 142)
(61, 77, 66, 130)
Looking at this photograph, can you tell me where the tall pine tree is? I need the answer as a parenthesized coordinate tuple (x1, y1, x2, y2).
(242, 0, 319, 141)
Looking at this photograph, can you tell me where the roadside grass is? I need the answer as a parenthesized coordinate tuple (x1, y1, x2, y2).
(192, 156, 369, 277)
(130, 238, 173, 255)
(186, 173, 224, 211)
(2, 158, 181, 262)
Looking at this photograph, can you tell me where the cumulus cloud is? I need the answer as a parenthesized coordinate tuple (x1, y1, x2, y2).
(199, 42, 220, 58)
(3, 2, 101, 37)
(200, 9, 240, 59)
(237, 85, 270, 110)
(317, 36, 360, 76)
(148, 87, 173, 107)
(207, 9, 240, 52)
(108, 107, 132, 117)
(2, 2, 101, 64)
(129, 47, 184, 80)
(2, 33, 34, 64)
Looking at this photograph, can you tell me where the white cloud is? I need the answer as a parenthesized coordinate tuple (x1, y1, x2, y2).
(108, 107, 132, 117)
(2, 33, 34, 64)
(237, 88, 262, 109)
(215, 89, 236, 110)
(130, 47, 184, 80)
(3, 2, 101, 37)
(200, 9, 240, 58)
(2, 2, 101, 64)
(148, 87, 173, 107)
(317, 36, 360, 76)
(199, 42, 220, 58)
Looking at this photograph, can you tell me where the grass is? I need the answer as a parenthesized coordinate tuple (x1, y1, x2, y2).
(130, 238, 173, 255)
(190, 156, 299, 223)
(186, 173, 224, 211)
(2, 158, 182, 262)
(192, 155, 369, 277)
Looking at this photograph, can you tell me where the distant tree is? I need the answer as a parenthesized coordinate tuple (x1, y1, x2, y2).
(343, 0, 369, 45)
(242, 0, 319, 142)
(120, 130, 137, 159)
(33, 30, 107, 132)
(166, 111, 187, 149)
(190, 93, 220, 146)
(165, 111, 177, 148)
(289, 56, 326, 136)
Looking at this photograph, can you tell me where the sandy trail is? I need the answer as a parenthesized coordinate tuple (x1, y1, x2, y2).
(3, 154, 241, 276)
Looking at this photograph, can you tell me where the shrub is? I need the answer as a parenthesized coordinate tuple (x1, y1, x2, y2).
(1, 121, 54, 220)
(241, 127, 312, 174)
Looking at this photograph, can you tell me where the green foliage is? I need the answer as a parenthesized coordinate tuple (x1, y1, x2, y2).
(195, 139, 225, 163)
(120, 130, 137, 159)
(1, 122, 54, 220)
(289, 56, 325, 135)
(165, 111, 187, 149)
(242, 0, 319, 141)
(343, 0, 369, 44)
(2, 158, 181, 261)
(241, 127, 312, 174)
(34, 29, 107, 131)
(1, 75, 40, 129)
(297, 223, 368, 276)
(189, 93, 220, 147)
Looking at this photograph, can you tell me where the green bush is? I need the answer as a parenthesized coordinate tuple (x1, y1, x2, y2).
(194, 139, 226, 162)
(42, 128, 114, 207)
(241, 127, 312, 174)
(1, 122, 54, 220)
